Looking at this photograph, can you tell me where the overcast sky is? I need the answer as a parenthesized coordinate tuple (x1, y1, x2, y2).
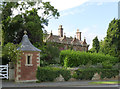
(43, 0, 119, 49)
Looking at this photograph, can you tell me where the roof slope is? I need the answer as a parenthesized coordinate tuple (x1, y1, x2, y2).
(46, 34, 85, 46)
(18, 34, 41, 52)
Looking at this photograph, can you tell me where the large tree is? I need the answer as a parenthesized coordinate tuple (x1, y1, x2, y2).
(1, 1, 59, 46)
(40, 42, 60, 65)
(92, 36, 100, 53)
(100, 18, 120, 58)
(0, 24, 2, 45)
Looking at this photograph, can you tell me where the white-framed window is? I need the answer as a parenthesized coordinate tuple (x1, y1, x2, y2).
(25, 54, 33, 66)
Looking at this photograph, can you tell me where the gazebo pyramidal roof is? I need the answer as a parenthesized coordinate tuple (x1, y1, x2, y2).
(18, 31, 41, 52)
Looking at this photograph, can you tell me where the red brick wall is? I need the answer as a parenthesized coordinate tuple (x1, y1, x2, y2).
(15, 64, 17, 81)
(15, 51, 40, 81)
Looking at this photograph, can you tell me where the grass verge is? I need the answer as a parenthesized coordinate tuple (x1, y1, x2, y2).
(89, 81, 120, 85)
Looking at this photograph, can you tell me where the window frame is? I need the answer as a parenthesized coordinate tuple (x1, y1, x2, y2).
(25, 54, 33, 66)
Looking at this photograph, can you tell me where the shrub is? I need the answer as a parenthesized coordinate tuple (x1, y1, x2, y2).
(100, 69, 119, 79)
(2, 55, 9, 65)
(73, 68, 97, 80)
(36, 67, 71, 82)
(73, 68, 119, 80)
(60, 68, 71, 81)
(40, 42, 60, 64)
(40, 60, 49, 67)
(102, 61, 113, 69)
(2, 43, 21, 64)
(36, 67, 58, 82)
(60, 50, 118, 67)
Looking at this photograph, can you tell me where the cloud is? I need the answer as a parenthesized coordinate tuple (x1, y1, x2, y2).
(43, 0, 89, 11)
(43, 0, 119, 11)
(97, 2, 103, 6)
(89, 0, 119, 2)
(80, 26, 105, 49)
(84, 2, 94, 6)
(60, 8, 85, 17)
(60, 11, 74, 17)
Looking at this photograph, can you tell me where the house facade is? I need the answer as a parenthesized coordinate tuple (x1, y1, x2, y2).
(45, 25, 89, 51)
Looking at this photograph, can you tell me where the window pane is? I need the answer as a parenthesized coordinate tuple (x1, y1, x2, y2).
(27, 56, 30, 64)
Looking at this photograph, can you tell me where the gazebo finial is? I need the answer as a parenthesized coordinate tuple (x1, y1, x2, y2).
(24, 30, 27, 35)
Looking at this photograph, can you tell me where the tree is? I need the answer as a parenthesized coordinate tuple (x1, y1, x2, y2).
(2, 43, 21, 64)
(40, 42, 60, 64)
(92, 36, 100, 53)
(0, 24, 2, 45)
(1, 2, 19, 44)
(1, 1, 60, 46)
(102, 18, 120, 58)
(99, 40, 106, 54)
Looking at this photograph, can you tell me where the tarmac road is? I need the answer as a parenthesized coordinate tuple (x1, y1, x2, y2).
(1, 80, 119, 88)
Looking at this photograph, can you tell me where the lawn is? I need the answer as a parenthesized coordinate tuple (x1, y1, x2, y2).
(90, 81, 120, 85)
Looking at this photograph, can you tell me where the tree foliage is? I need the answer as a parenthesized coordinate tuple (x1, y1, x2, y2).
(40, 42, 60, 64)
(90, 18, 120, 60)
(91, 36, 100, 53)
(60, 50, 118, 67)
(1, 1, 60, 46)
(0, 24, 2, 45)
(2, 42, 21, 64)
(100, 18, 120, 59)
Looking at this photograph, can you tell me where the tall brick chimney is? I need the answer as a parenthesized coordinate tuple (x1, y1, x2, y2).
(76, 29, 81, 40)
(58, 25, 63, 37)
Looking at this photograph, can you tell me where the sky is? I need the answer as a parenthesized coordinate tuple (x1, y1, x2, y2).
(43, 0, 119, 49)
(119, 1, 120, 19)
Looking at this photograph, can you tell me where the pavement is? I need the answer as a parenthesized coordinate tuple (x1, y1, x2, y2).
(0, 80, 2, 89)
(1, 80, 120, 88)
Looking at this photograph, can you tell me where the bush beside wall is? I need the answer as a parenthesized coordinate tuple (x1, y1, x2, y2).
(72, 68, 119, 80)
(60, 50, 118, 67)
(100, 69, 119, 79)
(36, 67, 71, 82)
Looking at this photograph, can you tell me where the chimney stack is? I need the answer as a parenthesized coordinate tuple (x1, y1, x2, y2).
(58, 25, 63, 37)
(83, 37, 87, 44)
(76, 29, 81, 40)
(63, 33, 66, 39)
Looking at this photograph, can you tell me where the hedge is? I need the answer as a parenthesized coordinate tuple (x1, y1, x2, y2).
(73, 68, 119, 80)
(60, 50, 118, 67)
(36, 67, 71, 82)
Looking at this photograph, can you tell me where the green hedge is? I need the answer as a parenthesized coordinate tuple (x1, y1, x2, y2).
(60, 50, 118, 67)
(73, 68, 119, 80)
(72, 68, 96, 80)
(100, 69, 119, 79)
(36, 67, 71, 82)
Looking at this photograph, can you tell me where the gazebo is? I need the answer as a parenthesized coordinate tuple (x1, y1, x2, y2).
(15, 31, 41, 82)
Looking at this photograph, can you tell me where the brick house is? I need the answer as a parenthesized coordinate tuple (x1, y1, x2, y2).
(15, 31, 41, 82)
(45, 25, 89, 51)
